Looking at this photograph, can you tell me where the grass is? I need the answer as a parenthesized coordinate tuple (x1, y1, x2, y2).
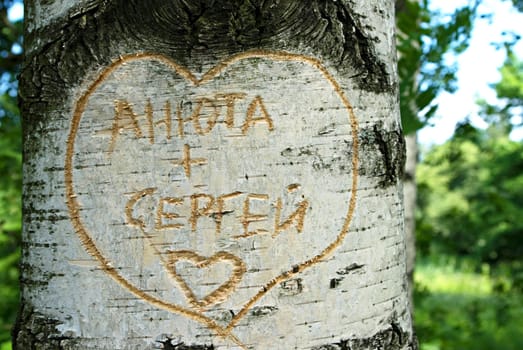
(414, 259, 523, 350)
(415, 261, 494, 295)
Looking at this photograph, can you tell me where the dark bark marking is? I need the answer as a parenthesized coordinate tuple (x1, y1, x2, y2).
(373, 124, 405, 187)
(12, 304, 78, 350)
(248, 305, 278, 317)
(280, 141, 355, 176)
(331, 263, 364, 288)
(312, 323, 416, 350)
(279, 277, 303, 296)
(330, 278, 342, 289)
(118, 0, 390, 94)
(155, 335, 215, 350)
(359, 123, 406, 188)
(316, 0, 391, 93)
(336, 263, 365, 275)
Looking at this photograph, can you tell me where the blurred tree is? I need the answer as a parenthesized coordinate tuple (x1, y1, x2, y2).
(509, 0, 523, 12)
(478, 50, 523, 135)
(0, 0, 22, 347)
(396, 0, 478, 135)
(395, 0, 478, 308)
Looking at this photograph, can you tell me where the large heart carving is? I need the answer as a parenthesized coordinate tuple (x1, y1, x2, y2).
(65, 50, 359, 347)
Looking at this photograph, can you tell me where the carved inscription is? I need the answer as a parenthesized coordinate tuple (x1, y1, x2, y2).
(65, 50, 359, 348)
(109, 93, 274, 153)
(125, 185, 309, 238)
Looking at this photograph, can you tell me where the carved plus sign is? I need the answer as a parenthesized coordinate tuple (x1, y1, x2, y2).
(173, 144, 207, 178)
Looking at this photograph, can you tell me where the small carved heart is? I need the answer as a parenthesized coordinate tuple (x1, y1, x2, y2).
(166, 250, 246, 310)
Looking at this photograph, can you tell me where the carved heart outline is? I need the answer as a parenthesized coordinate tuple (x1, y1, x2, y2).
(64, 50, 359, 347)
(166, 250, 247, 311)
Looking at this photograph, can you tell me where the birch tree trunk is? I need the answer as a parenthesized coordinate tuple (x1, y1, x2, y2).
(15, 1, 415, 349)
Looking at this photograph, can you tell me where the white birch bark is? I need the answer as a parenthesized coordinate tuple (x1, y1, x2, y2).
(16, 1, 415, 349)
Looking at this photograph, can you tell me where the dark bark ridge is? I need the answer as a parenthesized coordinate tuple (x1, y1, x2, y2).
(21, 0, 391, 135)
(312, 322, 417, 350)
(153, 322, 415, 350)
(358, 122, 406, 188)
(13, 304, 81, 350)
(155, 335, 215, 350)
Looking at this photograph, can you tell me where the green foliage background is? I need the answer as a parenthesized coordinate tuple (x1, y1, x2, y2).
(0, 0, 22, 347)
(0, 115, 20, 348)
(415, 123, 523, 349)
(396, 0, 478, 134)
